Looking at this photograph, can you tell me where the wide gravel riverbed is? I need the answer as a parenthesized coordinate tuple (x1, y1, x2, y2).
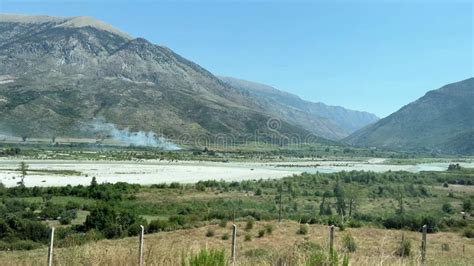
(0, 159, 472, 187)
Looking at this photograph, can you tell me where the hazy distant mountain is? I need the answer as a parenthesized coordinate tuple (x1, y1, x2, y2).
(219, 77, 379, 139)
(0, 14, 372, 144)
(345, 78, 474, 155)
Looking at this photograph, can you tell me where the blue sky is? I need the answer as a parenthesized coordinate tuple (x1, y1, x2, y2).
(1, 0, 472, 117)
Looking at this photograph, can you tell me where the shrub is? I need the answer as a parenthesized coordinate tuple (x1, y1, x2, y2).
(299, 215, 312, 224)
(441, 243, 450, 251)
(439, 217, 467, 228)
(383, 214, 438, 233)
(206, 228, 215, 237)
(84, 205, 145, 238)
(221, 233, 229, 240)
(297, 224, 308, 235)
(258, 229, 265, 238)
(245, 220, 254, 231)
(59, 216, 72, 225)
(56, 229, 104, 248)
(148, 219, 170, 233)
(127, 223, 143, 236)
(65, 201, 81, 210)
(169, 182, 182, 189)
(339, 223, 346, 231)
(462, 199, 472, 212)
(244, 233, 252, 241)
(420, 215, 439, 233)
(442, 203, 454, 214)
(0, 240, 42, 251)
(102, 224, 124, 239)
(347, 220, 362, 228)
(342, 234, 357, 252)
(265, 224, 274, 234)
(463, 227, 474, 238)
(219, 219, 228, 228)
(168, 215, 188, 227)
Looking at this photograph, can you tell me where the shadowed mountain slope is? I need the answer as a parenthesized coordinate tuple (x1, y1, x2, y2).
(345, 78, 474, 155)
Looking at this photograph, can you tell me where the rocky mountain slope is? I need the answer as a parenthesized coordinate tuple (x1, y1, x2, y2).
(219, 76, 379, 139)
(345, 78, 474, 154)
(0, 14, 374, 144)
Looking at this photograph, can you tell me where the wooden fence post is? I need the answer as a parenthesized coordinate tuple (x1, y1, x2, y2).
(278, 185, 282, 223)
(400, 232, 405, 263)
(421, 224, 427, 264)
(47, 227, 55, 266)
(138, 225, 145, 266)
(231, 224, 237, 264)
(329, 225, 335, 255)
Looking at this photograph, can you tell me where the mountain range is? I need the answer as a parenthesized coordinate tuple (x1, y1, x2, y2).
(219, 77, 379, 140)
(0, 14, 378, 143)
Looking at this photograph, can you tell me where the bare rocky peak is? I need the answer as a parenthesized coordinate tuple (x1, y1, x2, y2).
(0, 14, 68, 24)
(0, 13, 132, 39)
(55, 16, 132, 39)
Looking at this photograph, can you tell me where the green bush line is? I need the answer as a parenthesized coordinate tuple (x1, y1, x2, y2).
(0, 168, 473, 250)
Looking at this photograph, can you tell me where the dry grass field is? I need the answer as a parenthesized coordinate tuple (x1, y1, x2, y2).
(1, 221, 472, 266)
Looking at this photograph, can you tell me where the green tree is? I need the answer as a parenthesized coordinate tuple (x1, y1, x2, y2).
(319, 191, 333, 216)
(334, 182, 346, 216)
(277, 184, 283, 222)
(346, 187, 361, 217)
(90, 176, 98, 188)
(319, 192, 327, 216)
(395, 187, 405, 215)
(17, 162, 28, 187)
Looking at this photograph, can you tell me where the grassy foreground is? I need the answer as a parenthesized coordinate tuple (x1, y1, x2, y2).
(1, 221, 472, 266)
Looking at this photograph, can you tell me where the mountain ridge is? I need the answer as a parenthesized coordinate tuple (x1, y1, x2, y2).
(0, 14, 377, 144)
(345, 78, 474, 155)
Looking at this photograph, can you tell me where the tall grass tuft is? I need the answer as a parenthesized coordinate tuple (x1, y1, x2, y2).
(305, 249, 345, 266)
(396, 238, 411, 257)
(342, 234, 357, 252)
(182, 249, 227, 266)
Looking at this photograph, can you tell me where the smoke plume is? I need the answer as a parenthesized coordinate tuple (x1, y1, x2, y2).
(89, 118, 180, 150)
